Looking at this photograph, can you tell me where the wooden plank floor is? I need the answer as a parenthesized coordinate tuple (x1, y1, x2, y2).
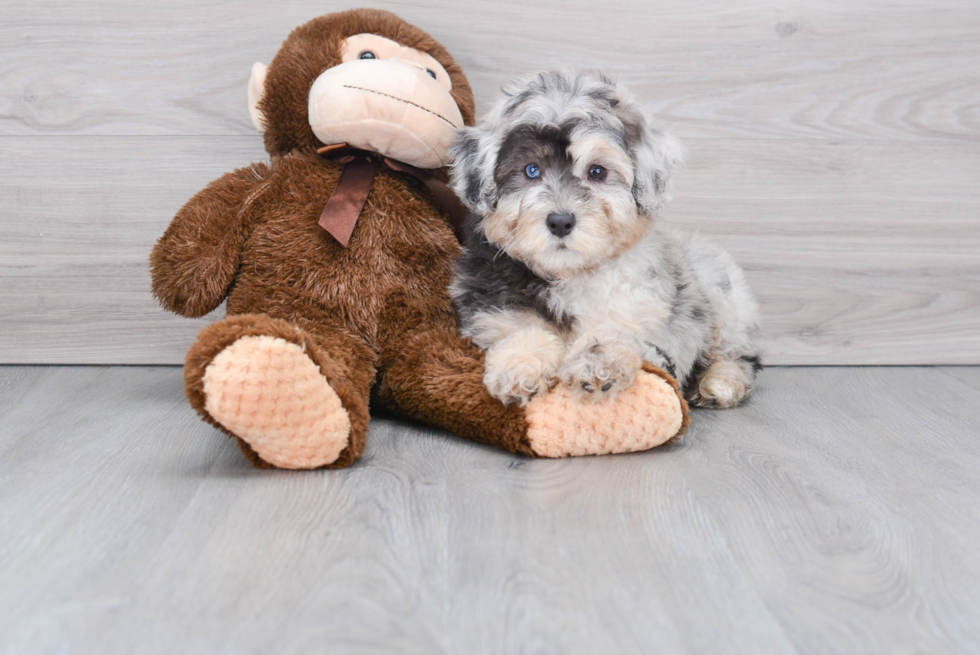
(1, 366, 979, 654)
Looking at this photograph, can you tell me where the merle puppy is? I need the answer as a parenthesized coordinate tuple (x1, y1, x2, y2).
(450, 69, 762, 408)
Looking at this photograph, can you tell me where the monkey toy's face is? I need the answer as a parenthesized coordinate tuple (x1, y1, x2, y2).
(247, 13, 474, 169)
(307, 34, 463, 168)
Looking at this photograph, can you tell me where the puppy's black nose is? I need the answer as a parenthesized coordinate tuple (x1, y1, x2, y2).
(546, 212, 576, 238)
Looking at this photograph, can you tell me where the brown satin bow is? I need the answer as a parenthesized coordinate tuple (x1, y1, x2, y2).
(316, 143, 468, 247)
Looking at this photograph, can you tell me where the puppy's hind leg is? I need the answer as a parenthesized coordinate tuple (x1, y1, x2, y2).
(689, 356, 760, 409)
(686, 239, 763, 409)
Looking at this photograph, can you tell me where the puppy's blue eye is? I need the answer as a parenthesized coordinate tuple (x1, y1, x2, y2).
(525, 163, 541, 179)
(359, 51, 376, 60)
(426, 69, 437, 79)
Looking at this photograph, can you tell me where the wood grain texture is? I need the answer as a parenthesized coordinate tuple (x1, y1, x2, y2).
(939, 366, 980, 393)
(1, 0, 978, 141)
(0, 138, 260, 364)
(1, 365, 979, 654)
(1, 0, 978, 364)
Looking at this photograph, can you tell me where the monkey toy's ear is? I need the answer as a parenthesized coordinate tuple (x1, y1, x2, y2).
(247, 62, 268, 132)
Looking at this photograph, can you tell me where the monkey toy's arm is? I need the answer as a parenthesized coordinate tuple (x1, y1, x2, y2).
(150, 163, 269, 318)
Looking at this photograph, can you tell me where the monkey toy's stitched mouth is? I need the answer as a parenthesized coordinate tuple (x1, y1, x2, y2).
(342, 84, 460, 128)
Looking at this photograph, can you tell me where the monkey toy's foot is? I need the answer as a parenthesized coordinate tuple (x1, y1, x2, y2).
(186, 314, 373, 469)
(522, 364, 690, 457)
(200, 335, 352, 469)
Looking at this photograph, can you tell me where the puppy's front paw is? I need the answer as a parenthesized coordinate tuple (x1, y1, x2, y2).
(484, 332, 563, 406)
(559, 338, 642, 401)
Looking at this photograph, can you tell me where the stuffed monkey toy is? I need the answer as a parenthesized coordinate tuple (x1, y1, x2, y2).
(150, 9, 689, 469)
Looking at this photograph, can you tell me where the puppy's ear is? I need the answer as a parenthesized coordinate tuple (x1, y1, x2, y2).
(631, 128, 684, 216)
(450, 126, 499, 215)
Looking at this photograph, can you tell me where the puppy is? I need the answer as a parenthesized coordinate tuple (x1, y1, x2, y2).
(449, 69, 762, 409)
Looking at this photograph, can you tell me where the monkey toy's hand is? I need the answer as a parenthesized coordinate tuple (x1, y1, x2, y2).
(150, 164, 268, 318)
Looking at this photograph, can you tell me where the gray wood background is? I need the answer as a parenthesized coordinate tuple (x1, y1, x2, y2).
(2, 0, 978, 365)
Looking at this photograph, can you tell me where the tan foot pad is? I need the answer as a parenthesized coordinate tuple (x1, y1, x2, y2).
(525, 370, 684, 457)
(203, 335, 351, 469)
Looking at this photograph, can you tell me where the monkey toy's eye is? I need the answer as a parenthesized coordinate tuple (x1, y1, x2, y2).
(525, 163, 541, 179)
(426, 69, 437, 80)
(588, 164, 607, 181)
(358, 51, 376, 60)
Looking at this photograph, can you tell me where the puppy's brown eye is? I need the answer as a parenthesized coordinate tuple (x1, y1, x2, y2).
(588, 165, 607, 181)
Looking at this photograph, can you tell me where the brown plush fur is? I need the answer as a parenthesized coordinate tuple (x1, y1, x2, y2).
(151, 9, 537, 466)
(150, 9, 687, 468)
